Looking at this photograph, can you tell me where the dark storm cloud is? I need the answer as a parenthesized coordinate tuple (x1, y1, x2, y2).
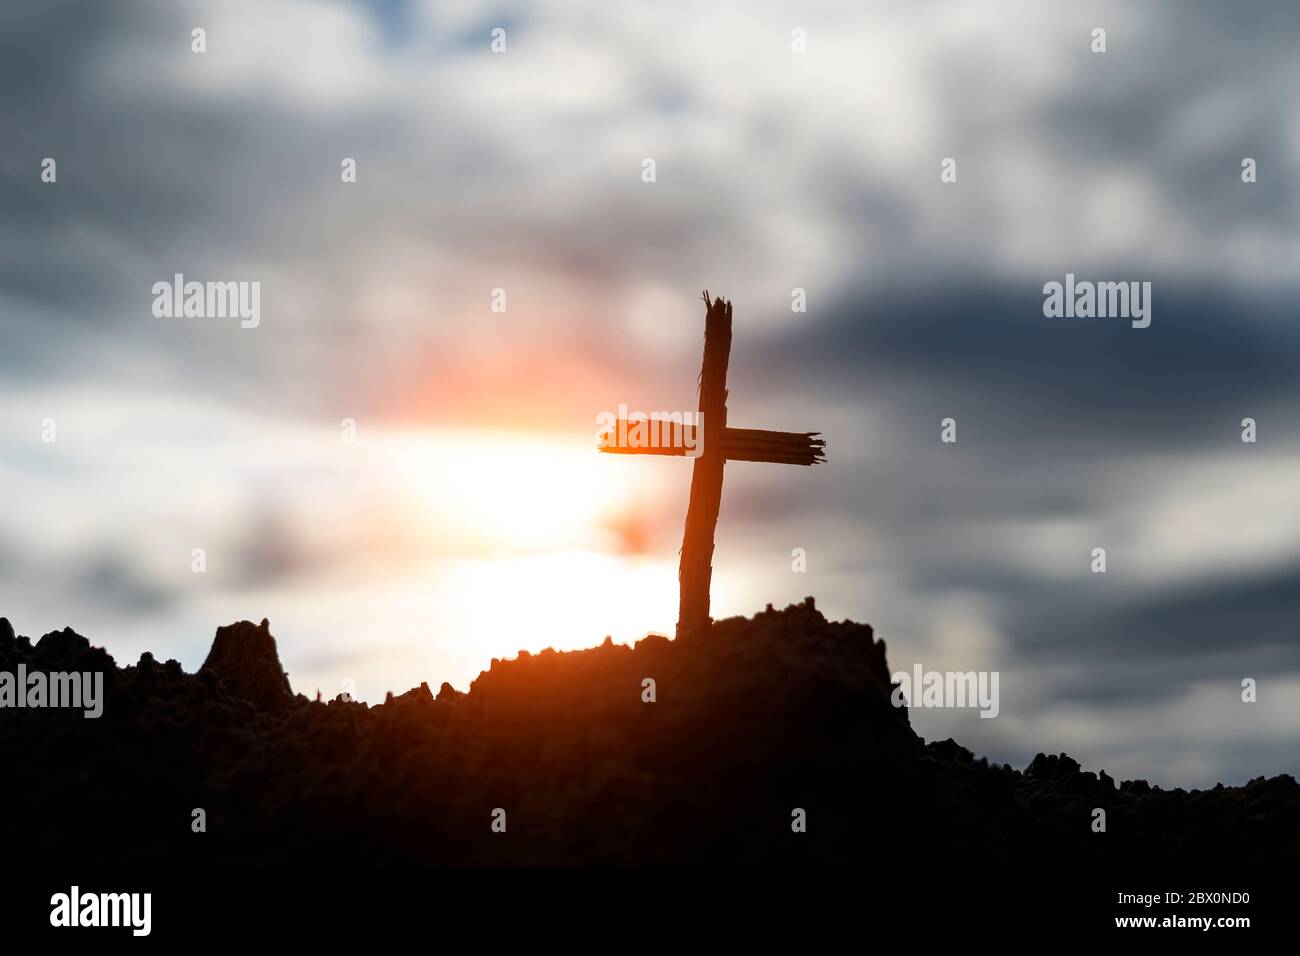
(1019, 564, 1300, 664)
(75, 550, 179, 615)
(727, 275, 1300, 581)
(5, 0, 1298, 420)
(0, 1, 415, 398)
(766, 278, 1300, 454)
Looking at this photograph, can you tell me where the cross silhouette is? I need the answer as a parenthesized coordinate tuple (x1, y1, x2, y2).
(599, 292, 826, 637)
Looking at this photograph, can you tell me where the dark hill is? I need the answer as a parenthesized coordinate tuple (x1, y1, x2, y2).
(0, 602, 1295, 866)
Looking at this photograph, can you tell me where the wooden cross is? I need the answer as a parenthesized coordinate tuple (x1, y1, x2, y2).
(599, 292, 826, 637)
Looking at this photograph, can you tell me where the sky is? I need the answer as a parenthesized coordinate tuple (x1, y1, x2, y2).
(2, 0, 1299, 787)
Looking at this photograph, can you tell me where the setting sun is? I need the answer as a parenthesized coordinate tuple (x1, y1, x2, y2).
(396, 428, 652, 551)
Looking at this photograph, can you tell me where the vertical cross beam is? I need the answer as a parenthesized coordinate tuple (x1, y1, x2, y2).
(677, 293, 732, 637)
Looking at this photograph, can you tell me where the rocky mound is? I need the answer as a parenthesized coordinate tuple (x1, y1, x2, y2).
(198, 618, 294, 712)
(0, 601, 1296, 866)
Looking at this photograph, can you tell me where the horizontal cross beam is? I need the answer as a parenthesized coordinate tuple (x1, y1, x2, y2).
(599, 419, 826, 466)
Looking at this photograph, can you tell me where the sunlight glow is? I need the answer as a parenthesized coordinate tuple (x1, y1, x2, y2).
(396, 428, 643, 551)
(329, 426, 686, 682)
(438, 550, 678, 661)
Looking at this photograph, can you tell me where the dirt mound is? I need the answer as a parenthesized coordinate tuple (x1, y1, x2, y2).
(198, 618, 293, 712)
(0, 601, 1295, 866)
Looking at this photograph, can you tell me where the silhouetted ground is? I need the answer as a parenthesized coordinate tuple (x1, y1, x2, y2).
(1, 601, 1295, 866)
